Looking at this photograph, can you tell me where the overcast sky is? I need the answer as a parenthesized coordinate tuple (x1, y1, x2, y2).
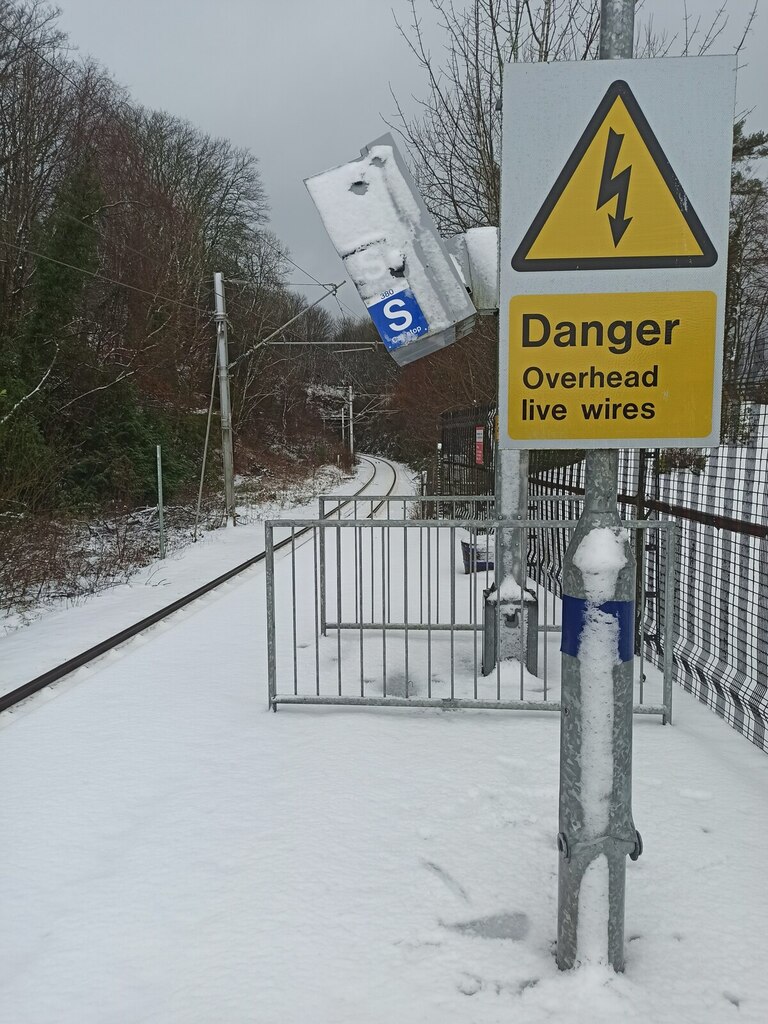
(55, 0, 768, 317)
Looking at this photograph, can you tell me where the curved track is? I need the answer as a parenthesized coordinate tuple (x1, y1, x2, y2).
(0, 455, 398, 713)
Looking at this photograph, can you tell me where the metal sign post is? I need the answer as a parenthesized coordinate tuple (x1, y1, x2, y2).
(499, 0, 735, 971)
(557, 0, 637, 976)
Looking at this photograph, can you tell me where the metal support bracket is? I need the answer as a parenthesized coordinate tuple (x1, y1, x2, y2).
(556, 830, 642, 863)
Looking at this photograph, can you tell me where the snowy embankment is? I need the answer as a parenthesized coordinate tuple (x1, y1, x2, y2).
(1, 456, 766, 1023)
(0, 460, 373, 694)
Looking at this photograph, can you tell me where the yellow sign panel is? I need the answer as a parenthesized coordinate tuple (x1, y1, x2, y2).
(512, 81, 716, 272)
(508, 291, 716, 442)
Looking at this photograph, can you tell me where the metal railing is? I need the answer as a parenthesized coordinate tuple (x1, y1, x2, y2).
(265, 510, 677, 721)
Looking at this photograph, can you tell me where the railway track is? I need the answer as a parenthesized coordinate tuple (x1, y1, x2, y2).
(0, 455, 399, 714)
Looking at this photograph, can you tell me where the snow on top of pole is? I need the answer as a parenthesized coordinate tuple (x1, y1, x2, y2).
(573, 526, 628, 605)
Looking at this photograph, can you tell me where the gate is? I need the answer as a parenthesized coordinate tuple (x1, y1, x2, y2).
(265, 495, 676, 721)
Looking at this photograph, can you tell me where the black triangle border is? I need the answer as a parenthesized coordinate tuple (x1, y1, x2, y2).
(511, 79, 718, 272)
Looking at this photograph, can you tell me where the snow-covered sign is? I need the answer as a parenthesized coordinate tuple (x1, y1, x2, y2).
(305, 134, 476, 365)
(447, 227, 499, 314)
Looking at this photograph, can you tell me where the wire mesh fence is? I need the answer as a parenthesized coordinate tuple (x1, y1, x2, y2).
(528, 409, 768, 753)
(437, 399, 768, 752)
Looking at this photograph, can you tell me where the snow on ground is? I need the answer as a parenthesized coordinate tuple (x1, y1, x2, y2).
(0, 458, 377, 693)
(1, 456, 767, 1024)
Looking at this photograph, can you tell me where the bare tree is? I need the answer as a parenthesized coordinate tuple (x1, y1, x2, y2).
(389, 0, 759, 234)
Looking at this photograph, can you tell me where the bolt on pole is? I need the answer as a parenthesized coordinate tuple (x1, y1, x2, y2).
(556, 0, 639, 973)
(213, 273, 236, 525)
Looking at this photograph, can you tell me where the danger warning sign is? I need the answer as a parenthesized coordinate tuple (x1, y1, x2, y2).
(499, 56, 736, 450)
(512, 80, 717, 272)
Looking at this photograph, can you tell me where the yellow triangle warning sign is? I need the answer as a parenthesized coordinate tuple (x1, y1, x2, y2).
(512, 80, 717, 271)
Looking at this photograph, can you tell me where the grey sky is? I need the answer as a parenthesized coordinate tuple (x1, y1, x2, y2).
(56, 1, 768, 317)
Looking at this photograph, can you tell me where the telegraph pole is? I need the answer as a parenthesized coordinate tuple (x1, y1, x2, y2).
(556, 0, 638, 972)
(213, 273, 236, 525)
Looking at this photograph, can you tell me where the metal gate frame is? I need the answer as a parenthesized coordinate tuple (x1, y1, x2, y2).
(265, 514, 678, 721)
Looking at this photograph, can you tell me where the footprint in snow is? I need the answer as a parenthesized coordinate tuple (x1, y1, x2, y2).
(444, 911, 530, 941)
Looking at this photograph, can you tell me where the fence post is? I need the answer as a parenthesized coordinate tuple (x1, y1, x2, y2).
(319, 498, 327, 636)
(156, 444, 166, 559)
(662, 521, 678, 725)
(266, 522, 277, 710)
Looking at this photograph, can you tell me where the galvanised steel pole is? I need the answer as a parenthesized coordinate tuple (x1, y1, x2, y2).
(495, 446, 530, 661)
(213, 272, 236, 525)
(556, 0, 640, 973)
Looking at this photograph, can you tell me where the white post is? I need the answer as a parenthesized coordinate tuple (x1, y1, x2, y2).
(156, 444, 166, 559)
(213, 273, 236, 525)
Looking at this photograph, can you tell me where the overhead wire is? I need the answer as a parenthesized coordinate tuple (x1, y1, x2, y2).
(258, 232, 363, 322)
(0, 236, 210, 316)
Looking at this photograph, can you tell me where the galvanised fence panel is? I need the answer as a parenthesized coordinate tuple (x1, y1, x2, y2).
(265, 512, 675, 721)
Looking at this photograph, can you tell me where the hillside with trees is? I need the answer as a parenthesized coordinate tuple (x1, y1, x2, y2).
(0, 0, 386, 614)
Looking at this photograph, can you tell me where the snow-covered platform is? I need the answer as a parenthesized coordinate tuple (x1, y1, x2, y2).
(1, 460, 766, 1023)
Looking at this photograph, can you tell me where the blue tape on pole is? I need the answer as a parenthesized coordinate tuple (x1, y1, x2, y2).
(561, 596, 635, 663)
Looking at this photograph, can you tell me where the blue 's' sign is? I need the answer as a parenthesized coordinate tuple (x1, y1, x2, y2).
(366, 286, 429, 352)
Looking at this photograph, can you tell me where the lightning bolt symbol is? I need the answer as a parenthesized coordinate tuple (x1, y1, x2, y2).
(597, 128, 632, 247)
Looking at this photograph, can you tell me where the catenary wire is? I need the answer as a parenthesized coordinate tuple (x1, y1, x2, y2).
(0, 236, 210, 316)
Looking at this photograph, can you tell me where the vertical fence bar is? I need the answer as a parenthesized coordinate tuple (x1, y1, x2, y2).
(381, 524, 388, 696)
(336, 523, 343, 696)
(313, 526, 321, 696)
(638, 524, 647, 706)
(543, 548, 549, 702)
(472, 524, 478, 699)
(519, 522, 525, 700)
(450, 525, 456, 699)
(319, 497, 327, 636)
(404, 522, 410, 698)
(359, 524, 365, 696)
(467, 523, 473, 624)
(427, 525, 433, 698)
(354, 501, 360, 622)
(291, 526, 298, 696)
(663, 521, 678, 725)
(265, 523, 277, 709)
(495, 529, 502, 701)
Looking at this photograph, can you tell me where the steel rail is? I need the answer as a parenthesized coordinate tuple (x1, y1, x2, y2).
(0, 456, 398, 714)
